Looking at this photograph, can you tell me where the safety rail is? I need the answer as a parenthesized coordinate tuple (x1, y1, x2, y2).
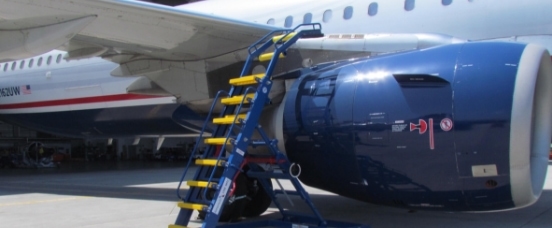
(176, 28, 300, 202)
(175, 89, 229, 200)
(200, 85, 257, 201)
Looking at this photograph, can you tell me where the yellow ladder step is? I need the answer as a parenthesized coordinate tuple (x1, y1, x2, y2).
(168, 225, 189, 228)
(177, 202, 207, 211)
(212, 114, 247, 125)
(187, 180, 218, 189)
(258, 52, 285, 62)
(220, 93, 255, 105)
(204, 137, 232, 145)
(195, 159, 225, 166)
(272, 32, 297, 43)
(229, 73, 265, 86)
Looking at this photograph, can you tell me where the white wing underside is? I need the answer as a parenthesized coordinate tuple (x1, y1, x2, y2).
(0, 0, 278, 62)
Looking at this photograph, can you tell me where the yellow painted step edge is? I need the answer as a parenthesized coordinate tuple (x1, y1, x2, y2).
(258, 52, 285, 62)
(195, 159, 225, 166)
(168, 225, 189, 228)
(177, 202, 207, 211)
(220, 94, 255, 105)
(272, 32, 297, 42)
(187, 180, 218, 189)
(229, 73, 265, 86)
(212, 114, 247, 124)
(204, 137, 232, 145)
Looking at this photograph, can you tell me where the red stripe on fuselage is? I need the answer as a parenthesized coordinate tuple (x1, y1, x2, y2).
(0, 94, 166, 109)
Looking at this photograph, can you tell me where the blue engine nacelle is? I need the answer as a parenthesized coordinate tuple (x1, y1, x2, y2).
(279, 42, 552, 211)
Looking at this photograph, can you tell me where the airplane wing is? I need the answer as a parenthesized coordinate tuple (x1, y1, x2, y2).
(0, 0, 464, 107)
(0, 0, 278, 62)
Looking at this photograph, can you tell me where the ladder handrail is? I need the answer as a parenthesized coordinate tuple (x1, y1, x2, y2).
(247, 29, 291, 55)
(176, 89, 229, 200)
(186, 29, 286, 201)
(240, 35, 279, 79)
(264, 25, 322, 78)
(203, 28, 285, 161)
(272, 23, 322, 49)
(200, 23, 325, 213)
(201, 85, 258, 201)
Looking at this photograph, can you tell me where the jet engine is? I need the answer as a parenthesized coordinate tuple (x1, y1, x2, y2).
(268, 42, 552, 211)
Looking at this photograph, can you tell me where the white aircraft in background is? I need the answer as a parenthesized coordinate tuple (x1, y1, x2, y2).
(1, 0, 552, 222)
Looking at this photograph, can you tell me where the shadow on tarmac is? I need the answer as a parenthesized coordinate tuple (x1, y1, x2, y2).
(250, 189, 552, 228)
(1, 161, 552, 227)
(0, 161, 189, 201)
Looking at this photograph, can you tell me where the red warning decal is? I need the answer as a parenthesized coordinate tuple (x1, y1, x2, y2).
(410, 118, 435, 150)
(429, 118, 434, 150)
(440, 118, 453, 132)
(410, 119, 427, 134)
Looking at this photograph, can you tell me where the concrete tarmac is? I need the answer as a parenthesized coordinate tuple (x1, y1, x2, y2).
(1, 161, 552, 228)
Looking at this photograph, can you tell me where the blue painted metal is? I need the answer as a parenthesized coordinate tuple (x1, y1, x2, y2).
(273, 190, 300, 196)
(282, 42, 526, 212)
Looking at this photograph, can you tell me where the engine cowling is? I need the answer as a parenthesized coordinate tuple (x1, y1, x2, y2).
(270, 42, 552, 211)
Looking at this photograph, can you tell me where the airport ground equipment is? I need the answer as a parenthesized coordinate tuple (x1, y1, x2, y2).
(169, 24, 369, 228)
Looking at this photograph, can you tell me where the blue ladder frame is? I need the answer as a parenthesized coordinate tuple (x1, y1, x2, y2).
(170, 23, 369, 228)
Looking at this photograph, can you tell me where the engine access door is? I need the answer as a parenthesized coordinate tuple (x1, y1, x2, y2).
(352, 61, 462, 209)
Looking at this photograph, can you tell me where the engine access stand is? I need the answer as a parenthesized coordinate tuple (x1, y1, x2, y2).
(169, 23, 370, 228)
